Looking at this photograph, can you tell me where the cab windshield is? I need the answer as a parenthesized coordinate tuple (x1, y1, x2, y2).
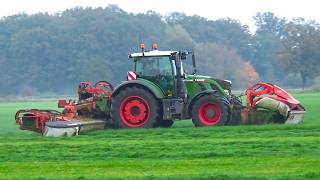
(135, 56, 175, 96)
(135, 56, 173, 77)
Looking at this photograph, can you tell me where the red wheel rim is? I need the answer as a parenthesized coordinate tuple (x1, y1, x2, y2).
(120, 96, 150, 127)
(198, 102, 222, 125)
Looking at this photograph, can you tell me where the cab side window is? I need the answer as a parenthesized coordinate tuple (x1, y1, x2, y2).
(135, 56, 175, 96)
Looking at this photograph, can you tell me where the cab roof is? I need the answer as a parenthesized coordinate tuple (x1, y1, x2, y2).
(129, 50, 178, 58)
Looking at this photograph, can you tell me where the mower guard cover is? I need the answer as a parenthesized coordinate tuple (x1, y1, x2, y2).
(44, 120, 105, 137)
(44, 121, 80, 137)
(244, 83, 306, 124)
(286, 111, 305, 124)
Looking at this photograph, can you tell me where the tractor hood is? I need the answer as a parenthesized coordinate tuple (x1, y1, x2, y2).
(186, 75, 232, 91)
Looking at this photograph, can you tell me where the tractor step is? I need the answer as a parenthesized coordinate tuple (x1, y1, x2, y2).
(44, 119, 106, 137)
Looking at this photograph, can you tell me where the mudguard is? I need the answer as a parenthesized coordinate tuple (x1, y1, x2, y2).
(112, 79, 165, 99)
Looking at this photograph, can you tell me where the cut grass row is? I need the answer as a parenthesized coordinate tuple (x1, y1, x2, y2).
(0, 125, 320, 179)
(1, 157, 319, 179)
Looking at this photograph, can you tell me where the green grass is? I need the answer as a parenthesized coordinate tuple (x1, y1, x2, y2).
(0, 92, 319, 179)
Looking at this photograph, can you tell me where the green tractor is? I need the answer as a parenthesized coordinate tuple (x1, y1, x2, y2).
(110, 44, 241, 128)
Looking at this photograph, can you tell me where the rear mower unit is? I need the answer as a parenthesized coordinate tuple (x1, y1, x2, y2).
(242, 83, 305, 124)
(15, 44, 306, 136)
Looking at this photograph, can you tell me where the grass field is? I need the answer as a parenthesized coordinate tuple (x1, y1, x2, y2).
(0, 92, 319, 179)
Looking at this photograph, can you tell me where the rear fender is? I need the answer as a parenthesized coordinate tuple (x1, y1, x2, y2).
(186, 90, 219, 117)
(111, 80, 165, 99)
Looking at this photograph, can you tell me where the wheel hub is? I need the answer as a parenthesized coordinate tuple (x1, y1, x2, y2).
(206, 109, 216, 118)
(120, 96, 150, 127)
(198, 102, 222, 125)
(131, 106, 141, 117)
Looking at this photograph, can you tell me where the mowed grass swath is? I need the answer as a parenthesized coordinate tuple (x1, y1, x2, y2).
(0, 92, 319, 179)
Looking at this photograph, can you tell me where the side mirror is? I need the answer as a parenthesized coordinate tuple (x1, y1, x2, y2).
(192, 54, 197, 74)
(192, 54, 196, 67)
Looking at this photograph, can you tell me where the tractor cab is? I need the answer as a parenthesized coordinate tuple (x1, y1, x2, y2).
(129, 43, 196, 98)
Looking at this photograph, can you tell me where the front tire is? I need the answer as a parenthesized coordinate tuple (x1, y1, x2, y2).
(111, 86, 161, 128)
(191, 94, 230, 127)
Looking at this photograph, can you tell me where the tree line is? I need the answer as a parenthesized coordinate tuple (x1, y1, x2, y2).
(0, 5, 319, 96)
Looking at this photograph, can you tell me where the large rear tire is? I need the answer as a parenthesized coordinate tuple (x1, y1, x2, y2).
(191, 94, 230, 127)
(111, 86, 161, 128)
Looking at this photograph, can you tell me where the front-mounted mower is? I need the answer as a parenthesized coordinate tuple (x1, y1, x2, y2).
(15, 44, 306, 136)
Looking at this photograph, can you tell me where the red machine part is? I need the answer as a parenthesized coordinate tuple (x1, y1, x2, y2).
(94, 81, 113, 97)
(120, 96, 150, 127)
(245, 83, 305, 112)
(15, 100, 79, 134)
(58, 99, 77, 120)
(78, 81, 113, 100)
(15, 109, 61, 134)
(16, 81, 113, 134)
(198, 102, 222, 126)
